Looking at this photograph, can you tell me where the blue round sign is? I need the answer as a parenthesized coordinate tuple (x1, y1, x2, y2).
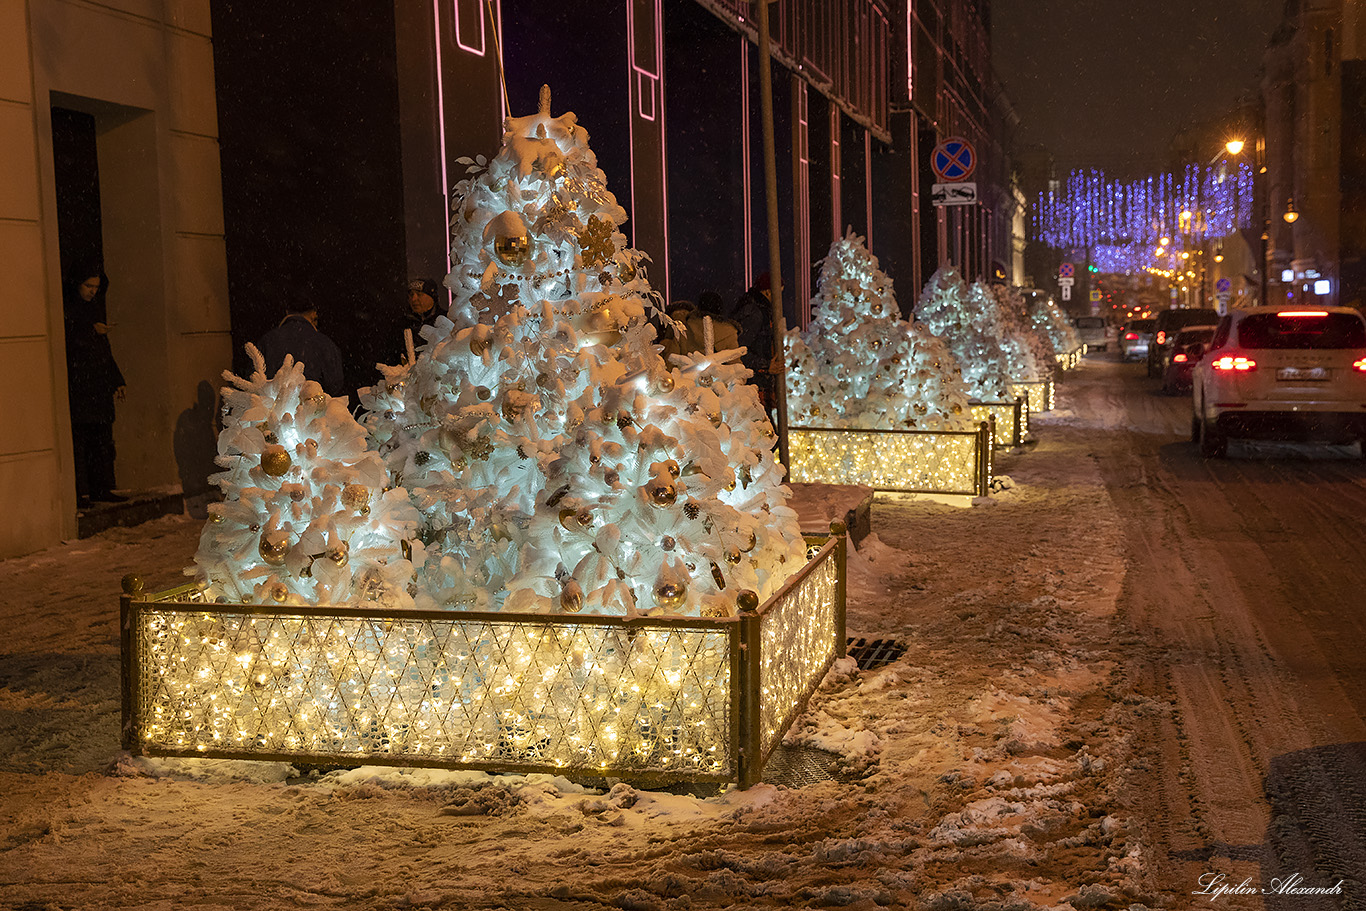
(1215, 278, 1231, 293)
(932, 138, 976, 182)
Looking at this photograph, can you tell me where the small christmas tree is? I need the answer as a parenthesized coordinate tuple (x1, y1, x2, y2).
(915, 267, 1013, 401)
(191, 346, 420, 607)
(785, 232, 973, 431)
(358, 87, 806, 618)
(1029, 295, 1083, 361)
(991, 284, 1052, 383)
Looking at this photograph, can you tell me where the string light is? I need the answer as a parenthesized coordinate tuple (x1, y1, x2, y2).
(127, 544, 841, 779)
(787, 427, 991, 495)
(1037, 163, 1255, 271)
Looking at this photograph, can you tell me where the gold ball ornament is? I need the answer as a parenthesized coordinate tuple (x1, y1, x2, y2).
(466, 436, 494, 462)
(736, 590, 760, 613)
(260, 446, 292, 477)
(654, 373, 675, 394)
(725, 548, 742, 565)
(341, 484, 370, 511)
(701, 603, 731, 618)
(269, 582, 290, 603)
(327, 542, 349, 567)
(120, 572, 145, 597)
(494, 232, 532, 266)
(560, 583, 584, 614)
(258, 535, 289, 566)
(649, 483, 677, 507)
(469, 337, 491, 357)
(659, 535, 676, 551)
(654, 581, 687, 611)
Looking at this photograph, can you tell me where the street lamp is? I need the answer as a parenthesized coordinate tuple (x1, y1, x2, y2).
(1225, 136, 1273, 306)
(1282, 198, 1299, 224)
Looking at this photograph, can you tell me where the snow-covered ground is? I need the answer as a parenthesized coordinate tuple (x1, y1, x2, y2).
(0, 370, 1156, 910)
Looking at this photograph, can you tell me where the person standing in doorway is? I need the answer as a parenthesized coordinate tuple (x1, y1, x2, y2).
(64, 266, 126, 507)
(258, 296, 345, 397)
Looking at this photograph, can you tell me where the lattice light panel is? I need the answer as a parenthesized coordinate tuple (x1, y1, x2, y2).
(786, 426, 992, 496)
(122, 538, 846, 787)
(1008, 379, 1054, 414)
(969, 401, 1027, 448)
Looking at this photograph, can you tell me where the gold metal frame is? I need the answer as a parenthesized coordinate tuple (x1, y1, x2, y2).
(121, 527, 847, 789)
(785, 422, 994, 497)
(969, 398, 1026, 449)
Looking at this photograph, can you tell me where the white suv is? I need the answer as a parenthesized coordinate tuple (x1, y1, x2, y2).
(1192, 306, 1366, 458)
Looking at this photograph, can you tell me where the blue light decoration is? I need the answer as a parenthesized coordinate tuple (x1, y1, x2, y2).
(1036, 162, 1253, 275)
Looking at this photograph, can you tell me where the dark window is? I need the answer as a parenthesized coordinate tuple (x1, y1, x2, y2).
(1236, 313, 1366, 349)
(1210, 315, 1233, 349)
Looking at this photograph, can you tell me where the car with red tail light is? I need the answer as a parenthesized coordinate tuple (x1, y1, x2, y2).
(1162, 325, 1216, 395)
(1191, 306, 1366, 458)
(1119, 318, 1155, 361)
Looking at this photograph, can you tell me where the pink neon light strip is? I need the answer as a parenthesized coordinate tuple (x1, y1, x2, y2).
(741, 36, 752, 289)
(454, 0, 486, 56)
(433, 0, 452, 277)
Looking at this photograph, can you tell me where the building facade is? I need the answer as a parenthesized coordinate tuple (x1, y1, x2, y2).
(1, 0, 231, 559)
(2, 0, 1018, 559)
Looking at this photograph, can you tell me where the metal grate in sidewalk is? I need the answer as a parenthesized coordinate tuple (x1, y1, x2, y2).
(846, 637, 908, 670)
(762, 744, 856, 787)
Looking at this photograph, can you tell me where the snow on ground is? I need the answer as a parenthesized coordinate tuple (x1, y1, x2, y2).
(0, 368, 1159, 910)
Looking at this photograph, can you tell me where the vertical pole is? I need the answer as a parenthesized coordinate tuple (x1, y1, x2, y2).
(977, 421, 991, 497)
(736, 593, 763, 789)
(830, 521, 848, 659)
(755, 0, 790, 470)
(120, 596, 137, 751)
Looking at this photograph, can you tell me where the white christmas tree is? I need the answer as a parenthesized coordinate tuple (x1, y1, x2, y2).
(915, 267, 1013, 401)
(785, 232, 974, 432)
(1029, 295, 1083, 361)
(357, 86, 806, 618)
(190, 345, 420, 607)
(991, 284, 1052, 383)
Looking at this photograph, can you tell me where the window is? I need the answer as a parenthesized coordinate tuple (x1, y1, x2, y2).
(1236, 313, 1366, 349)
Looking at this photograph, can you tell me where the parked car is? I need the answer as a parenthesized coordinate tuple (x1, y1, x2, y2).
(1148, 308, 1220, 377)
(1192, 306, 1366, 458)
(1161, 325, 1216, 395)
(1072, 316, 1111, 352)
(1119, 318, 1155, 361)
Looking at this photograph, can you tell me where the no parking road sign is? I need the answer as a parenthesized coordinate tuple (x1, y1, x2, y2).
(932, 138, 976, 182)
(1059, 263, 1075, 278)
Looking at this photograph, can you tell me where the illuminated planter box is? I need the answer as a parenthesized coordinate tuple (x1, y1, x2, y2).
(970, 399, 1027, 448)
(785, 422, 993, 496)
(1008, 377, 1054, 414)
(121, 532, 846, 789)
(1056, 347, 1084, 370)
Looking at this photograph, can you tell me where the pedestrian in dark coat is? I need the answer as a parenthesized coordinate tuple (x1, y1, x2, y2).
(64, 266, 127, 506)
(258, 298, 345, 398)
(393, 278, 446, 363)
(732, 273, 776, 410)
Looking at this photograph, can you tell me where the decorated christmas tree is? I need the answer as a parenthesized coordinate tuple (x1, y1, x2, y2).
(358, 86, 806, 618)
(191, 346, 420, 607)
(991, 284, 1052, 383)
(785, 232, 973, 431)
(1029, 294, 1083, 361)
(915, 267, 1013, 401)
